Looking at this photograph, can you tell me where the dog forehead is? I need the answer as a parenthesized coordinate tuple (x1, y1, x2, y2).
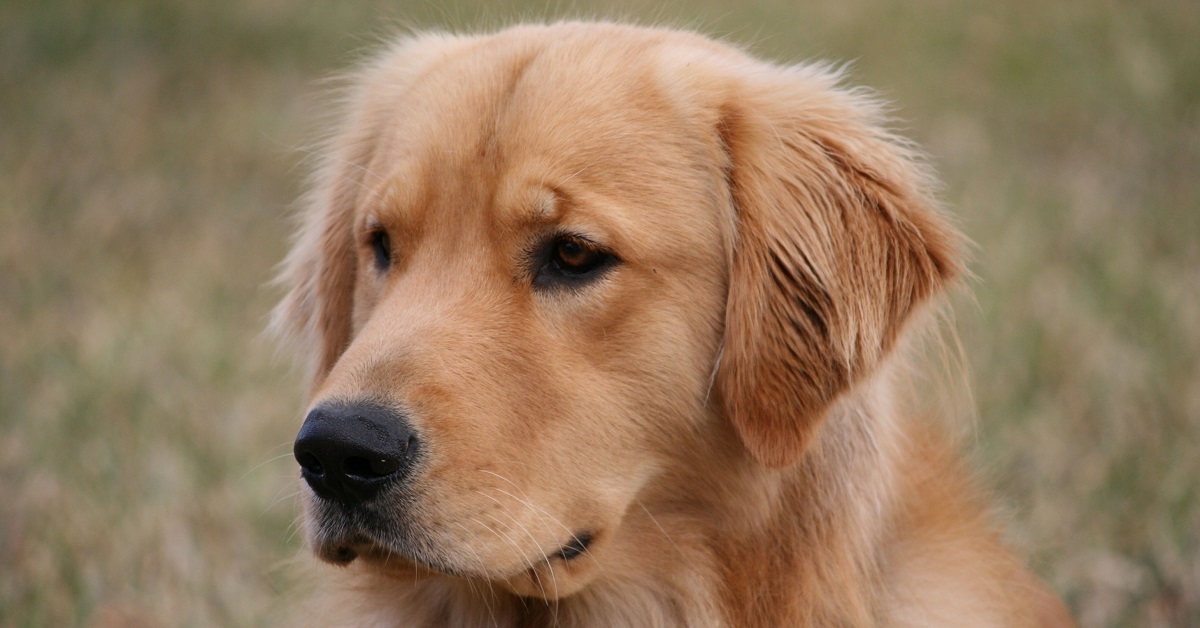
(357, 25, 732, 259)
(405, 28, 721, 154)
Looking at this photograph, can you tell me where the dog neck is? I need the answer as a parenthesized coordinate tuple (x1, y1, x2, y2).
(631, 368, 903, 626)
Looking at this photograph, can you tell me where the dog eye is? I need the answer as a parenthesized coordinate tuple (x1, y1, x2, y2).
(534, 234, 617, 288)
(368, 228, 392, 271)
(554, 238, 602, 273)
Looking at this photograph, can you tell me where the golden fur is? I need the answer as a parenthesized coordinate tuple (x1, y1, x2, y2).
(274, 22, 1071, 626)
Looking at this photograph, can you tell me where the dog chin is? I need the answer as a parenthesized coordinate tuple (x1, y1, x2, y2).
(308, 519, 593, 598)
(312, 533, 379, 566)
(305, 500, 423, 569)
(311, 529, 458, 578)
(306, 511, 488, 581)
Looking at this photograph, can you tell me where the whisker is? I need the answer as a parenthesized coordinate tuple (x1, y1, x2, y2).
(238, 451, 299, 483)
(264, 488, 302, 515)
(469, 516, 536, 609)
(451, 522, 500, 626)
(480, 512, 549, 601)
(475, 471, 587, 625)
(479, 474, 599, 565)
(284, 514, 306, 545)
(476, 490, 560, 613)
(638, 499, 683, 556)
(704, 344, 724, 409)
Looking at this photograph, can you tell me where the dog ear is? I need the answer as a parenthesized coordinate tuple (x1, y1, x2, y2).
(715, 65, 964, 467)
(272, 35, 467, 393)
(272, 150, 362, 391)
(272, 90, 393, 391)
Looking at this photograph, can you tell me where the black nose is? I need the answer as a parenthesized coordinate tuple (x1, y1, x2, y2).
(293, 401, 419, 505)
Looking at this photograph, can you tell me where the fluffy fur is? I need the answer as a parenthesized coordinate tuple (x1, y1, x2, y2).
(274, 22, 1071, 627)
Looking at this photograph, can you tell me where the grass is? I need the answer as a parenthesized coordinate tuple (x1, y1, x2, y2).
(1, 0, 1196, 625)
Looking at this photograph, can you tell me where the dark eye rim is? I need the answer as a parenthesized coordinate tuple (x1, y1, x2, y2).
(532, 232, 619, 289)
(367, 227, 392, 271)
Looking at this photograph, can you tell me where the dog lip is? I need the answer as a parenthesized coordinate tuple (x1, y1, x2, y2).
(316, 535, 419, 570)
(314, 528, 470, 577)
(316, 538, 367, 565)
(311, 523, 378, 563)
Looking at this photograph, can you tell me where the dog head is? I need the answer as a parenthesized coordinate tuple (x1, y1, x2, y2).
(275, 23, 960, 599)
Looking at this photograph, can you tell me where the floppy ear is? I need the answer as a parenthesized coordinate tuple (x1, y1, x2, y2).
(271, 145, 363, 390)
(715, 64, 964, 467)
(271, 85, 392, 390)
(272, 34, 470, 392)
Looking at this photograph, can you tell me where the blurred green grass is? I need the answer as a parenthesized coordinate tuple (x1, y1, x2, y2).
(1, 0, 1196, 625)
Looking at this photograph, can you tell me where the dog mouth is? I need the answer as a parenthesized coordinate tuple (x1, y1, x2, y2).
(552, 531, 593, 561)
(313, 530, 461, 577)
(316, 533, 372, 566)
(312, 517, 596, 578)
(305, 499, 438, 571)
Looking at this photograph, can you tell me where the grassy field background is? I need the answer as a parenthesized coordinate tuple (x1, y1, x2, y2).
(2, 0, 1196, 625)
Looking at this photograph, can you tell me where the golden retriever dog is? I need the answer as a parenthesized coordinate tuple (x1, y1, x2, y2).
(274, 22, 1071, 626)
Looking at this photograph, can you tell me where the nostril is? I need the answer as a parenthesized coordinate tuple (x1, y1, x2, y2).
(343, 455, 400, 479)
(296, 451, 325, 476)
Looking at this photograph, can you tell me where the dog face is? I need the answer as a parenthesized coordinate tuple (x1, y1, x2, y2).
(277, 23, 959, 600)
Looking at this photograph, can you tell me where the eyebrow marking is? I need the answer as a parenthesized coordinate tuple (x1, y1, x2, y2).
(527, 188, 562, 224)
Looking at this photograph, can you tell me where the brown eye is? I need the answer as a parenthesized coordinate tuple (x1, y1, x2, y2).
(554, 238, 602, 273)
(532, 233, 618, 289)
